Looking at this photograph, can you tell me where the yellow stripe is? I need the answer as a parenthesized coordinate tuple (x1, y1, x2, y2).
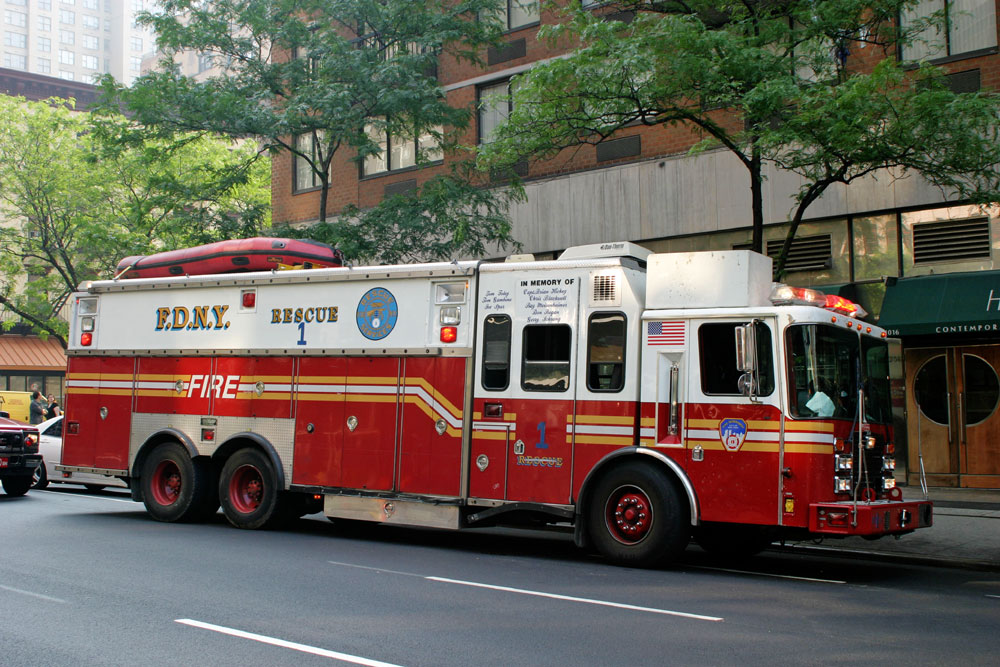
(66, 388, 99, 395)
(785, 421, 836, 433)
(640, 417, 655, 427)
(473, 412, 517, 420)
(572, 435, 634, 446)
(573, 415, 635, 426)
(136, 390, 177, 398)
(785, 443, 835, 454)
(402, 395, 462, 437)
(344, 394, 398, 404)
(136, 374, 187, 381)
(472, 430, 513, 440)
(298, 376, 348, 383)
(403, 376, 463, 419)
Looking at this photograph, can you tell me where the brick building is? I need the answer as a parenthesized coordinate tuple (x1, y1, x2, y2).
(270, 1, 1000, 489)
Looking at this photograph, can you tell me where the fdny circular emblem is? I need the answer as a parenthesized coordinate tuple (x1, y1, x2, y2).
(719, 418, 748, 452)
(356, 287, 398, 340)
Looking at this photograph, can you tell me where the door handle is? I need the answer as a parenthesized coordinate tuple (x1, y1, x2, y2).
(946, 391, 953, 443)
(958, 391, 967, 444)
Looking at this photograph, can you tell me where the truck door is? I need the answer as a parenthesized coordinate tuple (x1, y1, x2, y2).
(471, 271, 581, 505)
(686, 318, 781, 525)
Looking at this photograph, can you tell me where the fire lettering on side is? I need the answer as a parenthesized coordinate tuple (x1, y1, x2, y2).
(187, 375, 240, 399)
(155, 305, 231, 331)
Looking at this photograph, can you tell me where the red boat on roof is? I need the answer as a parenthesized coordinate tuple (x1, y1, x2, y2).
(115, 238, 344, 279)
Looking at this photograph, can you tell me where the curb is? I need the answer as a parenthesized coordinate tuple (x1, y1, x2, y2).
(770, 543, 1000, 572)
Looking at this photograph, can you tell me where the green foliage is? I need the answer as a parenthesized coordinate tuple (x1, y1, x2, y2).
(0, 96, 271, 344)
(102, 0, 520, 262)
(478, 1, 1000, 275)
(276, 163, 523, 264)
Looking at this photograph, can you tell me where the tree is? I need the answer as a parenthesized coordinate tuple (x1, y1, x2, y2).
(0, 96, 271, 345)
(104, 0, 522, 261)
(476, 1, 1000, 277)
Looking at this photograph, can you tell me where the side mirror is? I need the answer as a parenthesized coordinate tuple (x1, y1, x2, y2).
(735, 322, 756, 373)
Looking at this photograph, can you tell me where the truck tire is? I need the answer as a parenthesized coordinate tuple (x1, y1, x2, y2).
(141, 442, 214, 522)
(2, 476, 33, 497)
(33, 463, 48, 489)
(219, 448, 286, 530)
(586, 461, 689, 567)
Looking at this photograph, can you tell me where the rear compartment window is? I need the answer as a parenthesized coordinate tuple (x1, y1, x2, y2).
(522, 324, 571, 392)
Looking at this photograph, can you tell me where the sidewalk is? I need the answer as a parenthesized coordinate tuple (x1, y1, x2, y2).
(779, 487, 1000, 570)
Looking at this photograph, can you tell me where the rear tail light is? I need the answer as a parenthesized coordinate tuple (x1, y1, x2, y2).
(80, 332, 93, 346)
(440, 326, 458, 343)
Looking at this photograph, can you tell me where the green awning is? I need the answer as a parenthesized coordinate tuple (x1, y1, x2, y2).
(878, 271, 1000, 337)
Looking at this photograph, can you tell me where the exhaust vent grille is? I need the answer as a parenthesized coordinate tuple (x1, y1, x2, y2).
(913, 218, 991, 264)
(592, 274, 620, 305)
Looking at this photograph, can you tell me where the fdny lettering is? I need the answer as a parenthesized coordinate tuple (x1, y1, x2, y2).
(270, 306, 338, 324)
(187, 374, 240, 399)
(155, 305, 230, 331)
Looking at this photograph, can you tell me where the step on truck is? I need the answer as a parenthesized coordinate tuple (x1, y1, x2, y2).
(60, 242, 932, 566)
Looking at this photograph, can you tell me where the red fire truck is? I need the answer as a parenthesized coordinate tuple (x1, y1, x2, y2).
(61, 241, 931, 565)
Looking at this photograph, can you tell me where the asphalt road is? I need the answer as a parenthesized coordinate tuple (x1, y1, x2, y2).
(2, 488, 998, 666)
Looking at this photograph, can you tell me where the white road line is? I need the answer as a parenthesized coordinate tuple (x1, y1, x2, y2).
(688, 565, 846, 584)
(0, 584, 67, 604)
(987, 594, 1000, 599)
(37, 490, 134, 503)
(175, 619, 404, 667)
(425, 576, 724, 622)
(327, 560, 422, 578)
(326, 560, 723, 622)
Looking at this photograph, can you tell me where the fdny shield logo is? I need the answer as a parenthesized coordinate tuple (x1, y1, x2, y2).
(357, 287, 398, 340)
(719, 418, 748, 452)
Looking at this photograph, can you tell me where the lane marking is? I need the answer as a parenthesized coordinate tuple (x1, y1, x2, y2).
(425, 576, 723, 622)
(327, 560, 422, 578)
(37, 490, 134, 504)
(987, 594, 1000, 599)
(175, 619, 403, 666)
(0, 584, 67, 604)
(329, 560, 721, 621)
(687, 565, 846, 585)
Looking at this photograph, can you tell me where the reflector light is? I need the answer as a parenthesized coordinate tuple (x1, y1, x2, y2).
(24, 434, 37, 447)
(81, 316, 95, 332)
(242, 290, 256, 308)
(67, 421, 80, 434)
(827, 511, 849, 526)
(835, 477, 852, 493)
(81, 332, 93, 346)
(886, 443, 895, 454)
(201, 428, 215, 441)
(834, 438, 847, 452)
(440, 326, 458, 343)
(770, 284, 826, 307)
(836, 454, 853, 471)
(883, 477, 897, 490)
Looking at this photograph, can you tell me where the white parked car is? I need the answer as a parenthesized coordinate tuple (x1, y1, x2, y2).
(32, 416, 128, 491)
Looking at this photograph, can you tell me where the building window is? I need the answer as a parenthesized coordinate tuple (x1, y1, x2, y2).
(81, 53, 97, 69)
(5, 0, 26, 5)
(38, 15, 51, 31)
(481, 314, 512, 390)
(37, 57, 51, 73)
(58, 69, 74, 80)
(82, 34, 97, 49)
(3, 52, 25, 69)
(82, 0, 97, 9)
(59, 9, 74, 24)
(293, 132, 324, 192)
(362, 119, 442, 177)
(37, 36, 50, 52)
(129, 55, 141, 72)
(82, 14, 98, 29)
(4, 10, 26, 27)
(38, 0, 50, 8)
(197, 51, 213, 72)
(486, 0, 539, 32)
(58, 49, 74, 65)
(62, 0, 76, 5)
(900, 0, 998, 61)
(478, 80, 515, 144)
(59, 29, 73, 44)
(522, 324, 571, 392)
(131, 36, 142, 52)
(4, 30, 26, 48)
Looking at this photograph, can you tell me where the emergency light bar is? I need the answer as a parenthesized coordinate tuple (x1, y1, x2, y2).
(769, 284, 868, 318)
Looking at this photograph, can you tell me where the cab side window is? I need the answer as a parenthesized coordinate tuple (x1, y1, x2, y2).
(522, 324, 571, 392)
(698, 321, 774, 396)
(587, 312, 626, 392)
(482, 314, 512, 390)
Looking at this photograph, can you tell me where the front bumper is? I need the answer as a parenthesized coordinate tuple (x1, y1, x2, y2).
(809, 500, 933, 536)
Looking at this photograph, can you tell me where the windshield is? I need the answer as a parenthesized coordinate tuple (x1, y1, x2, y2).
(786, 325, 892, 423)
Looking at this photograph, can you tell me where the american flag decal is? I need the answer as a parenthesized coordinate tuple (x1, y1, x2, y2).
(647, 320, 685, 345)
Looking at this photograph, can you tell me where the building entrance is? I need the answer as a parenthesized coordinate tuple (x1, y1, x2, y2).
(905, 346, 1000, 488)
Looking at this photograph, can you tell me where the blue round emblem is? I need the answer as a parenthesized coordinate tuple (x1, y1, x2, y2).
(356, 287, 398, 340)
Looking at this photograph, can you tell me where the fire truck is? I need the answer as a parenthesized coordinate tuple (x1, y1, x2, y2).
(61, 241, 932, 566)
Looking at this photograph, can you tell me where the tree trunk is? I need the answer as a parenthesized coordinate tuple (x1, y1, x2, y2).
(750, 148, 764, 254)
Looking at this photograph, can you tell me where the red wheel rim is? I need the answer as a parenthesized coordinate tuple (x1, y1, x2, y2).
(151, 459, 182, 506)
(605, 485, 653, 545)
(229, 464, 264, 514)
